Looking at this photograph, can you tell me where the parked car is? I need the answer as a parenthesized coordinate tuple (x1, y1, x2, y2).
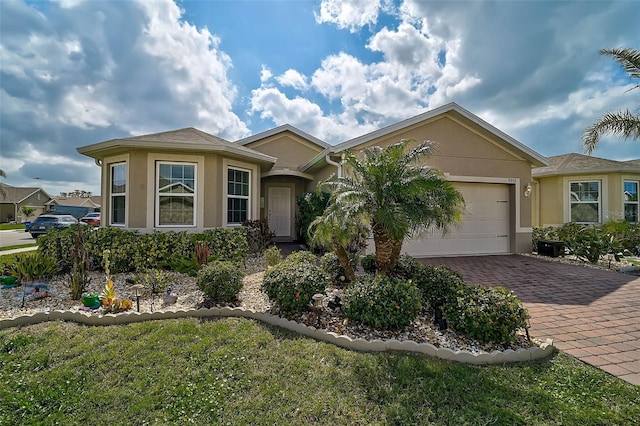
(29, 214, 80, 239)
(79, 212, 101, 226)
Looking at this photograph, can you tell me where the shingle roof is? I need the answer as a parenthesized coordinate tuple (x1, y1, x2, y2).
(77, 127, 277, 165)
(532, 153, 640, 177)
(0, 185, 47, 204)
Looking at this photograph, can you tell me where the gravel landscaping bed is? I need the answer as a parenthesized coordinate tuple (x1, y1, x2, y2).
(2, 253, 540, 354)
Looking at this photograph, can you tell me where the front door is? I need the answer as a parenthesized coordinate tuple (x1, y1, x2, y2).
(268, 187, 291, 238)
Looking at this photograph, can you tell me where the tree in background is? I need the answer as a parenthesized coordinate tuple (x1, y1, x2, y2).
(582, 48, 640, 154)
(20, 206, 35, 222)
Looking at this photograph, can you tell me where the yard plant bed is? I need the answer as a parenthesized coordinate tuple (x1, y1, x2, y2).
(1, 255, 536, 356)
(1, 318, 638, 425)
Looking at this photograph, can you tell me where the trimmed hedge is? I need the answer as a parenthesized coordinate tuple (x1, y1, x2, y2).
(197, 261, 245, 303)
(445, 285, 529, 344)
(38, 227, 249, 273)
(414, 264, 465, 309)
(344, 275, 422, 330)
(262, 251, 324, 313)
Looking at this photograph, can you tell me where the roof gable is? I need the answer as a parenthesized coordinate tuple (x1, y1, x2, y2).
(0, 185, 50, 204)
(533, 153, 640, 177)
(236, 124, 330, 150)
(332, 102, 548, 167)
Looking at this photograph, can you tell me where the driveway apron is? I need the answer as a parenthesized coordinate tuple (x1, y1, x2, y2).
(419, 255, 640, 386)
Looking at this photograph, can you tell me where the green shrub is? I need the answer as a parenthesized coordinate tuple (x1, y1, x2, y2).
(602, 220, 640, 256)
(285, 250, 317, 264)
(344, 275, 422, 329)
(320, 252, 350, 286)
(296, 191, 330, 243)
(532, 226, 560, 252)
(262, 254, 324, 313)
(360, 254, 376, 274)
(445, 285, 529, 344)
(263, 246, 283, 267)
(414, 264, 465, 309)
(38, 227, 249, 273)
(558, 223, 622, 264)
(197, 261, 244, 303)
(390, 254, 422, 279)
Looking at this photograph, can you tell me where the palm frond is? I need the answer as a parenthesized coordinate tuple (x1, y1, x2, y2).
(600, 48, 640, 81)
(582, 109, 640, 154)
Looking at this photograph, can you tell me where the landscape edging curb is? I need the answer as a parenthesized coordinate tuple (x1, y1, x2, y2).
(0, 307, 555, 364)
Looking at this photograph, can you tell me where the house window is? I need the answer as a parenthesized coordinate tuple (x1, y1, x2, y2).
(227, 167, 250, 224)
(110, 163, 126, 225)
(624, 181, 639, 222)
(156, 162, 195, 226)
(570, 181, 600, 223)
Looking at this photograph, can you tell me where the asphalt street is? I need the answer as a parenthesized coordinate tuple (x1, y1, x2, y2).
(0, 229, 35, 247)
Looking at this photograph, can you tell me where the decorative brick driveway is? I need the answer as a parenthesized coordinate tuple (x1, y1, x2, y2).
(419, 255, 640, 386)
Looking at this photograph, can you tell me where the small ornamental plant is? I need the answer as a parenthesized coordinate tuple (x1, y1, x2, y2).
(99, 250, 133, 313)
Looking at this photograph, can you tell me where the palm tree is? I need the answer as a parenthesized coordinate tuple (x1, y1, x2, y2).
(309, 208, 368, 282)
(582, 48, 640, 154)
(318, 140, 464, 275)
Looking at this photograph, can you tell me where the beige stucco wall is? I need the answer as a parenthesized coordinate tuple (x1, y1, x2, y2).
(535, 172, 640, 226)
(245, 132, 323, 171)
(101, 150, 262, 232)
(346, 113, 535, 253)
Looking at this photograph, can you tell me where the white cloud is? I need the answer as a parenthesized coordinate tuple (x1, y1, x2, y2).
(260, 65, 273, 83)
(276, 69, 308, 91)
(315, 0, 382, 33)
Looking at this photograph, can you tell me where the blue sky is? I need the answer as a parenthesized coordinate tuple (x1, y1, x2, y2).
(0, 0, 638, 196)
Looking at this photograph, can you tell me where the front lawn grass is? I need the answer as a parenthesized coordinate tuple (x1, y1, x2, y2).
(0, 224, 25, 231)
(0, 243, 37, 252)
(1, 318, 638, 425)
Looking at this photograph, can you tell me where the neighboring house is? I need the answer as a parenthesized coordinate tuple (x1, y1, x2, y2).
(46, 195, 102, 211)
(532, 153, 640, 227)
(77, 102, 548, 256)
(0, 185, 52, 223)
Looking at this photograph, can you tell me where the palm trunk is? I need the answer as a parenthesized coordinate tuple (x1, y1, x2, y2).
(333, 240, 356, 282)
(372, 222, 403, 275)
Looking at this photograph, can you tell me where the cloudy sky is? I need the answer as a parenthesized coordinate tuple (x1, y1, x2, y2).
(1, 0, 638, 196)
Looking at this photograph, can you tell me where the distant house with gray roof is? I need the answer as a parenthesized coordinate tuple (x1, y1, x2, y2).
(0, 185, 52, 223)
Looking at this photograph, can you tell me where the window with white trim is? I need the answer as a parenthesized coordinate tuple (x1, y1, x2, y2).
(624, 181, 639, 222)
(156, 162, 196, 226)
(227, 167, 250, 224)
(110, 163, 126, 225)
(570, 181, 600, 223)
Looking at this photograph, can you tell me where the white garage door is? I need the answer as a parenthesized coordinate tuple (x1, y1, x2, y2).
(403, 182, 510, 257)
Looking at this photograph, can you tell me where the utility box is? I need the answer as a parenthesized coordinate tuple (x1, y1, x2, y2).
(537, 240, 565, 257)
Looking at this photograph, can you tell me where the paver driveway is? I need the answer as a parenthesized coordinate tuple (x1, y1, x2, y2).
(419, 255, 640, 386)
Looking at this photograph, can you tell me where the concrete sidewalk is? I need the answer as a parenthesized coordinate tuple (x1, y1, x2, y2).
(0, 246, 38, 255)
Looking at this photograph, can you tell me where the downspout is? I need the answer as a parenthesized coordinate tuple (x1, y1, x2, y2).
(325, 154, 342, 178)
